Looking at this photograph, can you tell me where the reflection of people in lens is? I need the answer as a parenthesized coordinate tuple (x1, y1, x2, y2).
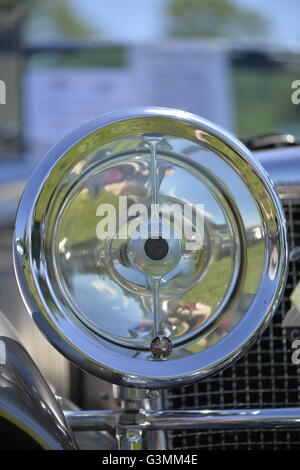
(164, 300, 212, 337)
(100, 160, 175, 201)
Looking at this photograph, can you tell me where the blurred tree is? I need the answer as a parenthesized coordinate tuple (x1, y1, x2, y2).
(45, 0, 96, 39)
(0, 0, 97, 41)
(0, 0, 33, 6)
(168, 0, 267, 38)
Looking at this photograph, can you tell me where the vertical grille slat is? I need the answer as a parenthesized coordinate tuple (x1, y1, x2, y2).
(166, 200, 300, 450)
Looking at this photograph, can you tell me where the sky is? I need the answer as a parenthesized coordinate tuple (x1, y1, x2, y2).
(236, 0, 300, 44)
(71, 0, 167, 42)
(69, 0, 300, 45)
(27, 0, 300, 47)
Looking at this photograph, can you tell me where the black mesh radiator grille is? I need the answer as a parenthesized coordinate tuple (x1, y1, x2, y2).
(166, 200, 300, 450)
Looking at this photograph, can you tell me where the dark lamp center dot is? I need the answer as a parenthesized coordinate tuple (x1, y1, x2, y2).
(144, 237, 169, 261)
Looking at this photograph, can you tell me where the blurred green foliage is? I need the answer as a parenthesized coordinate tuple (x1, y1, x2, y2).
(28, 47, 127, 68)
(0, 0, 33, 6)
(0, 0, 97, 40)
(43, 0, 96, 39)
(168, 0, 266, 39)
(234, 67, 300, 138)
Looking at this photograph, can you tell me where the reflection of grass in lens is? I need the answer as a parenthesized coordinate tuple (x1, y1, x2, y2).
(244, 242, 265, 293)
(182, 242, 264, 312)
(57, 188, 122, 246)
(182, 255, 232, 311)
(182, 243, 265, 356)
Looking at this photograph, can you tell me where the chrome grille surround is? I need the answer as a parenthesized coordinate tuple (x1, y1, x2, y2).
(166, 199, 300, 450)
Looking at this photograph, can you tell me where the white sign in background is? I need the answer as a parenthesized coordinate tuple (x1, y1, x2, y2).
(24, 43, 233, 159)
(23, 66, 139, 157)
(132, 43, 233, 130)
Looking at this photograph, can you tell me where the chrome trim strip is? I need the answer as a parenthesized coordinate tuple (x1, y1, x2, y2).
(64, 410, 120, 431)
(64, 408, 300, 431)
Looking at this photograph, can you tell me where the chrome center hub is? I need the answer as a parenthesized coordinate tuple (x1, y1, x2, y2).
(127, 220, 182, 278)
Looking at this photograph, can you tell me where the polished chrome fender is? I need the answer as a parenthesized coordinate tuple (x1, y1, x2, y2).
(0, 310, 77, 449)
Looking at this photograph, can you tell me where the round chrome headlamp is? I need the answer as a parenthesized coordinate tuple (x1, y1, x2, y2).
(14, 107, 287, 388)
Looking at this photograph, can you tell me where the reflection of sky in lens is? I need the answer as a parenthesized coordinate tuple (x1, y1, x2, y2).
(159, 139, 263, 229)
